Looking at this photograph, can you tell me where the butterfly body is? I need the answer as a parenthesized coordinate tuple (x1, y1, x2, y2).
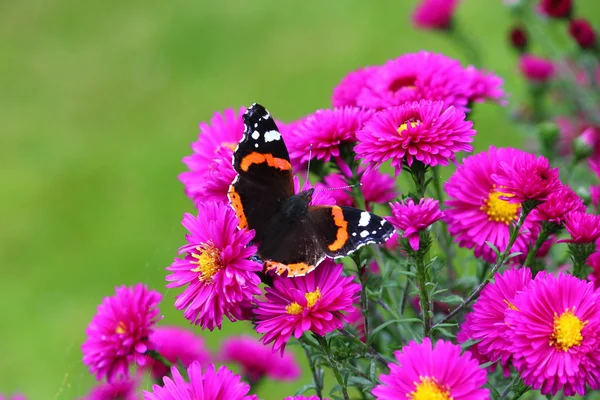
(228, 103, 394, 277)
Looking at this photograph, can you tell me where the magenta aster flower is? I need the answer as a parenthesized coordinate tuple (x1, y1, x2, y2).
(79, 380, 137, 400)
(587, 240, 600, 287)
(456, 313, 494, 369)
(444, 147, 541, 262)
(387, 198, 443, 251)
(372, 338, 489, 400)
(0, 395, 27, 400)
(219, 336, 301, 382)
(357, 51, 473, 111)
(532, 184, 585, 224)
(322, 167, 398, 207)
(332, 66, 377, 107)
(355, 100, 475, 175)
(506, 273, 600, 396)
(519, 54, 555, 82)
(82, 284, 162, 382)
(179, 107, 245, 206)
(146, 326, 211, 379)
(468, 268, 533, 377)
(166, 201, 262, 330)
(143, 362, 257, 400)
(287, 107, 374, 164)
(200, 146, 237, 203)
(465, 66, 507, 105)
(412, 0, 459, 30)
(561, 212, 600, 244)
(255, 261, 360, 353)
(491, 151, 561, 205)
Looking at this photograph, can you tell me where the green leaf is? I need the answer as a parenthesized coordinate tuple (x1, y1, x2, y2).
(294, 384, 316, 396)
(369, 318, 421, 344)
(505, 251, 523, 260)
(485, 241, 501, 256)
(439, 295, 464, 304)
(434, 327, 456, 338)
(348, 376, 373, 387)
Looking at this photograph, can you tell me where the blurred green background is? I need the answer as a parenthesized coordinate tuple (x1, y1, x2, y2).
(2, 0, 599, 398)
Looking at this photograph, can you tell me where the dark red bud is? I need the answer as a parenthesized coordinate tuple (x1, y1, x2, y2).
(569, 19, 597, 49)
(540, 0, 572, 19)
(509, 26, 528, 52)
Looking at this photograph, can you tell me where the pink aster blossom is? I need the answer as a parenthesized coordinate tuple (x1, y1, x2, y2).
(587, 240, 600, 287)
(456, 313, 494, 368)
(321, 168, 398, 208)
(372, 338, 489, 400)
(387, 198, 443, 251)
(590, 156, 600, 178)
(284, 397, 329, 400)
(179, 107, 244, 206)
(79, 380, 137, 400)
(0, 395, 27, 400)
(491, 151, 561, 204)
(355, 100, 475, 175)
(143, 362, 257, 400)
(166, 201, 262, 330)
(519, 55, 555, 82)
(357, 51, 473, 111)
(467, 268, 533, 377)
(412, 0, 459, 30)
(146, 326, 211, 379)
(591, 185, 600, 209)
(201, 146, 238, 203)
(255, 261, 360, 353)
(332, 66, 378, 107)
(465, 66, 507, 105)
(219, 336, 301, 382)
(561, 212, 600, 244)
(82, 284, 162, 382)
(506, 273, 600, 396)
(287, 107, 374, 164)
(444, 147, 541, 262)
(531, 184, 585, 224)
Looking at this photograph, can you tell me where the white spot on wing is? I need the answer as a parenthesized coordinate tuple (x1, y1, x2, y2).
(264, 130, 281, 142)
(254, 143, 259, 148)
(360, 230, 369, 238)
(251, 131, 260, 140)
(358, 211, 370, 227)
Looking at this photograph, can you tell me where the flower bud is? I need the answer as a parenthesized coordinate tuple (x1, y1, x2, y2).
(569, 19, 597, 49)
(540, 0, 572, 19)
(509, 26, 528, 52)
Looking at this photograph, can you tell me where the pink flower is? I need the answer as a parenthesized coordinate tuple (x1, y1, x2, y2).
(444, 147, 541, 262)
(355, 100, 475, 175)
(0, 395, 27, 400)
(491, 151, 561, 204)
(590, 156, 600, 178)
(561, 212, 600, 244)
(255, 261, 360, 353)
(166, 201, 262, 330)
(519, 55, 555, 82)
(357, 51, 473, 111)
(531, 184, 585, 224)
(79, 380, 137, 400)
(219, 336, 301, 382)
(466, 268, 533, 377)
(284, 397, 328, 400)
(287, 107, 374, 164)
(179, 107, 245, 206)
(143, 362, 257, 400)
(465, 66, 507, 105)
(372, 338, 489, 399)
(591, 185, 600, 209)
(506, 273, 600, 396)
(201, 146, 238, 203)
(82, 284, 162, 382)
(332, 66, 378, 107)
(387, 198, 443, 251)
(146, 326, 211, 379)
(587, 240, 600, 287)
(321, 168, 398, 207)
(412, 0, 459, 30)
(456, 313, 494, 368)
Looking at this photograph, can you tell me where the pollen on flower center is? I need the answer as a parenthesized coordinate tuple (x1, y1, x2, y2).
(410, 376, 452, 400)
(397, 121, 422, 135)
(286, 288, 322, 315)
(115, 320, 127, 334)
(190, 241, 223, 283)
(481, 190, 519, 224)
(549, 308, 587, 351)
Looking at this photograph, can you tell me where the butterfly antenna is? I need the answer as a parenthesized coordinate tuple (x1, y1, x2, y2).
(306, 144, 313, 179)
(324, 182, 362, 192)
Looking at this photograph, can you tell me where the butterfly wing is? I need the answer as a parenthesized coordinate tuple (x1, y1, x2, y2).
(229, 103, 294, 243)
(308, 205, 395, 258)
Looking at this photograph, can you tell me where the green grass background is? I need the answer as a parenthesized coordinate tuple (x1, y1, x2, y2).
(1, 1, 599, 399)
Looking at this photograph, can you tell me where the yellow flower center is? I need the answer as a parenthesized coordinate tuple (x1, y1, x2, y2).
(410, 377, 452, 400)
(481, 189, 519, 225)
(397, 121, 422, 135)
(115, 321, 127, 334)
(503, 299, 519, 311)
(190, 242, 222, 283)
(286, 288, 322, 315)
(549, 308, 587, 351)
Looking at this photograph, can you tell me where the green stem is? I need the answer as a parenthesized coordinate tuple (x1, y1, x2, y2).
(339, 328, 389, 366)
(316, 336, 350, 400)
(432, 166, 456, 276)
(477, 261, 491, 284)
(300, 338, 324, 399)
(353, 253, 370, 343)
(523, 226, 550, 273)
(448, 25, 483, 66)
(145, 350, 172, 370)
(399, 262, 412, 316)
(433, 207, 531, 329)
(408, 161, 429, 199)
(414, 255, 432, 337)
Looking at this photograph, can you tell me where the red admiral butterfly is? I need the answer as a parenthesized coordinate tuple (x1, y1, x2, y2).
(228, 103, 395, 277)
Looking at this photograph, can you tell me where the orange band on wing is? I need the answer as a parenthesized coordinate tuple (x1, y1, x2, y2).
(265, 260, 315, 277)
(240, 152, 292, 172)
(227, 185, 248, 229)
(329, 206, 349, 251)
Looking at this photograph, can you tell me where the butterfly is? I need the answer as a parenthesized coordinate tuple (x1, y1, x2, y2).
(228, 103, 395, 277)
